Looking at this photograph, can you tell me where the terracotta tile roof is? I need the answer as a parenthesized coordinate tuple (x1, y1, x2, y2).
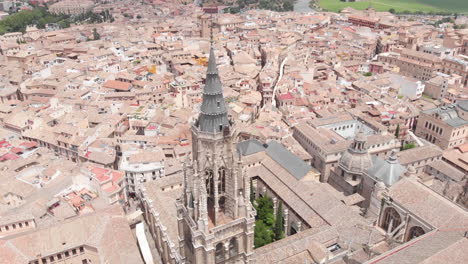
(0, 206, 143, 263)
(388, 178, 468, 229)
(369, 230, 467, 264)
(103, 80, 132, 91)
(456, 143, 468, 153)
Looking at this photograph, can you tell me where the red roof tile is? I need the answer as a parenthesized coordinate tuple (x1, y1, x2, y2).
(95, 173, 110, 183)
(111, 171, 124, 183)
(104, 185, 119, 193)
(20, 141, 38, 148)
(0, 153, 19, 161)
(279, 93, 294, 100)
(457, 144, 468, 153)
(10, 147, 24, 154)
(103, 80, 132, 91)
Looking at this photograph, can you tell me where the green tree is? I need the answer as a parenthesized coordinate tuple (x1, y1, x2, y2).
(255, 196, 274, 226)
(0, 7, 110, 35)
(253, 196, 275, 248)
(58, 20, 70, 29)
(250, 180, 255, 204)
(274, 201, 284, 240)
(92, 28, 100, 40)
(395, 124, 400, 138)
(402, 143, 416, 150)
(254, 220, 273, 248)
(389, 8, 395, 14)
(0, 25, 8, 35)
(283, 1, 293, 11)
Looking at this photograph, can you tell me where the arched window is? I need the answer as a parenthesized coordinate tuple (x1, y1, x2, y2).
(218, 168, 226, 193)
(406, 226, 425, 242)
(215, 243, 225, 264)
(205, 170, 214, 196)
(380, 207, 401, 233)
(229, 238, 238, 258)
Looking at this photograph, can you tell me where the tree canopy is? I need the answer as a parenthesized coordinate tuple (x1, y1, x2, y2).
(237, 0, 295, 12)
(253, 195, 285, 248)
(274, 201, 284, 240)
(402, 143, 416, 150)
(0, 7, 113, 35)
(254, 220, 274, 248)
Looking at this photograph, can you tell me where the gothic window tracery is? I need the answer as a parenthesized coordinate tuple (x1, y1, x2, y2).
(381, 207, 402, 233)
(215, 243, 225, 264)
(229, 237, 238, 257)
(406, 226, 425, 241)
(218, 167, 226, 193)
(205, 170, 214, 196)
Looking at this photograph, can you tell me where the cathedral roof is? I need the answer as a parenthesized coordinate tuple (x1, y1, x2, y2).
(237, 139, 312, 180)
(367, 151, 406, 186)
(265, 141, 312, 180)
(197, 44, 229, 133)
(237, 139, 266, 156)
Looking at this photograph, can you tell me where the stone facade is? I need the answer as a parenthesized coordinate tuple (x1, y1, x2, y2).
(176, 42, 256, 264)
(414, 101, 468, 150)
(49, 0, 94, 15)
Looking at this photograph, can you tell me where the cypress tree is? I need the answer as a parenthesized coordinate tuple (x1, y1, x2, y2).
(395, 124, 400, 138)
(274, 201, 284, 240)
(250, 180, 255, 204)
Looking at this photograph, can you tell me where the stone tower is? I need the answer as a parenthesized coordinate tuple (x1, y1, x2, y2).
(199, 14, 211, 39)
(176, 40, 255, 264)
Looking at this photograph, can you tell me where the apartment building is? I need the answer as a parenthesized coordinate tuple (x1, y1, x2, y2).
(440, 56, 468, 87)
(443, 29, 468, 56)
(415, 101, 468, 150)
(389, 74, 425, 100)
(293, 120, 399, 182)
(120, 149, 165, 196)
(399, 49, 442, 81)
(424, 74, 463, 99)
(378, 49, 441, 82)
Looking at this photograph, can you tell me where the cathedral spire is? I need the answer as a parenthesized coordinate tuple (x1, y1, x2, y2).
(197, 24, 230, 133)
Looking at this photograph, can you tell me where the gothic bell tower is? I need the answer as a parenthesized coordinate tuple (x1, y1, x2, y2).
(176, 37, 255, 264)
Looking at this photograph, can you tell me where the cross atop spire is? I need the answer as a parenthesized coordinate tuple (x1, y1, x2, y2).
(210, 15, 214, 45)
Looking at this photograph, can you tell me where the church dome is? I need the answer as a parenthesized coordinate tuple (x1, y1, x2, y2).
(339, 130, 373, 174)
(339, 150, 373, 174)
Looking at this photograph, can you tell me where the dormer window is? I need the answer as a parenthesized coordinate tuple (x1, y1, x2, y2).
(217, 101, 220, 107)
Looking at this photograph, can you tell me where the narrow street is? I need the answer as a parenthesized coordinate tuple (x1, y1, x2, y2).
(266, 42, 297, 110)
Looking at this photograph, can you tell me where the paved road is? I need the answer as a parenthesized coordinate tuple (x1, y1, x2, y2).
(271, 56, 288, 108)
(294, 0, 316, 13)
